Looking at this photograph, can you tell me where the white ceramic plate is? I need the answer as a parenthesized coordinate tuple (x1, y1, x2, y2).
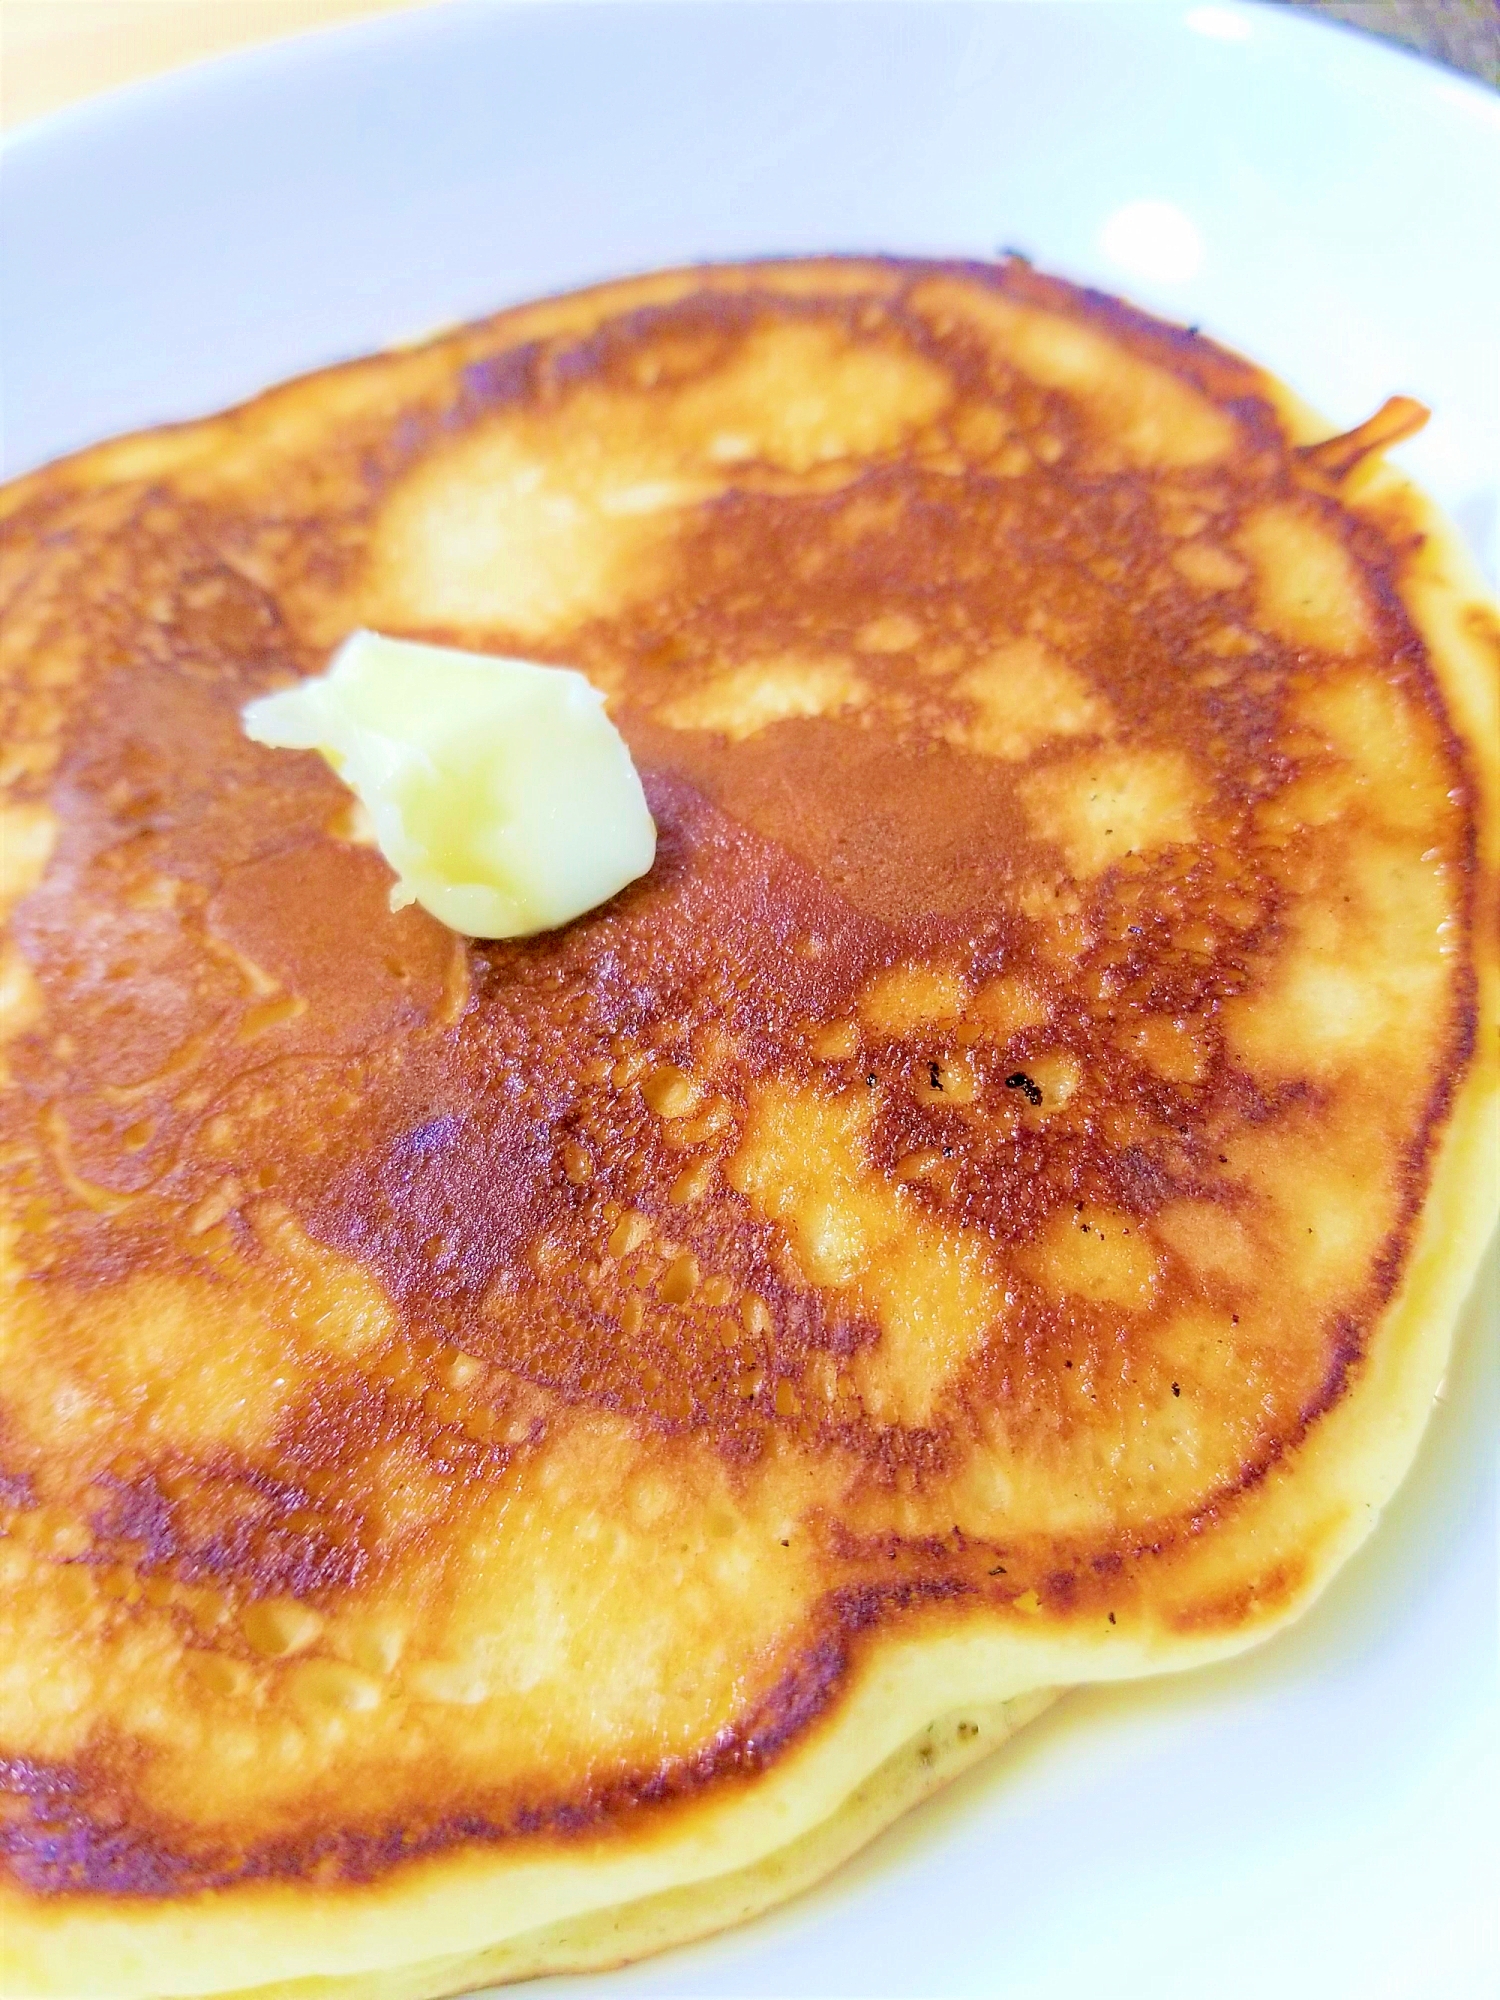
(3, 5, 1496, 1995)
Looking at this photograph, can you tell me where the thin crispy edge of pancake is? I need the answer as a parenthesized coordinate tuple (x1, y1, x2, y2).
(2, 271, 1497, 1998)
(0, 259, 912, 525)
(204, 1689, 1063, 2000)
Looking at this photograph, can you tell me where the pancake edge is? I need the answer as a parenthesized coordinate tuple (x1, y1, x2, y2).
(197, 1690, 1062, 2000)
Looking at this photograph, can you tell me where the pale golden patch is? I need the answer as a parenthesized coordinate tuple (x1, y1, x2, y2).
(121, 873, 187, 915)
(237, 993, 308, 1042)
(668, 1160, 713, 1207)
(203, 933, 281, 998)
(856, 612, 922, 653)
(1279, 667, 1458, 841)
(241, 1600, 325, 1660)
(1018, 1050, 1082, 1111)
(1, 1207, 395, 1468)
(1215, 1095, 1404, 1333)
(1201, 625, 1259, 658)
(1238, 503, 1373, 657)
(1225, 933, 1446, 1081)
(1155, 1200, 1259, 1289)
(952, 402, 1013, 459)
(1171, 541, 1248, 593)
(1126, 1013, 1208, 1083)
(0, 944, 43, 1044)
(1253, 769, 1352, 840)
(659, 1253, 700, 1304)
(346, 1616, 409, 1679)
(4, 1409, 820, 1842)
(607, 1211, 652, 1259)
(3, 1275, 300, 1457)
(1133, 1306, 1284, 1477)
(859, 963, 966, 1033)
(671, 320, 952, 474)
(186, 1178, 243, 1234)
(44, 1107, 136, 1216)
(667, 1100, 733, 1148)
(406, 1658, 493, 1707)
(1155, 487, 1216, 539)
(250, 1205, 394, 1358)
(276, 1421, 827, 1810)
(364, 401, 692, 641)
(1021, 749, 1203, 876)
(287, 1661, 385, 1715)
(910, 278, 1234, 468)
(598, 478, 713, 518)
(729, 1082, 1004, 1423)
(641, 1064, 703, 1120)
(968, 975, 1050, 1041)
(809, 1019, 859, 1061)
(361, 1440, 460, 1543)
(656, 658, 869, 740)
(960, 1307, 1244, 1540)
(0, 1552, 131, 1765)
(915, 1054, 979, 1106)
(1016, 880, 1095, 963)
(0, 800, 57, 915)
(1223, 832, 1452, 1083)
(1287, 670, 1453, 835)
(945, 639, 1112, 761)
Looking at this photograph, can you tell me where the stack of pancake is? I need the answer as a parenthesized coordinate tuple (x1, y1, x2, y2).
(1, 257, 1495, 1998)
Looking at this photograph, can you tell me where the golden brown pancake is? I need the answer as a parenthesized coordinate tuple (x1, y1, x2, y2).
(0, 257, 1496, 1999)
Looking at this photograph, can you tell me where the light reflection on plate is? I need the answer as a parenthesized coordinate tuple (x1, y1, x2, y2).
(1098, 198, 1206, 287)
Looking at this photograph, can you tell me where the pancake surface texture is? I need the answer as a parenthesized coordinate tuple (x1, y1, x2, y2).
(1, 258, 1496, 1999)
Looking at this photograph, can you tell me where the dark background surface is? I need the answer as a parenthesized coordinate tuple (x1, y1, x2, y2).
(1287, 0, 1499, 85)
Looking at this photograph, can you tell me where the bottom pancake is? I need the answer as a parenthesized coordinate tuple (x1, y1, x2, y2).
(216, 1690, 1057, 2000)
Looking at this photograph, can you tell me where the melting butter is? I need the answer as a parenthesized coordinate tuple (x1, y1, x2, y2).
(242, 631, 656, 938)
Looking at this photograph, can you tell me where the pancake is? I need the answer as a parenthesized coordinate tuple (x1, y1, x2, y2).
(0, 256, 1495, 1999)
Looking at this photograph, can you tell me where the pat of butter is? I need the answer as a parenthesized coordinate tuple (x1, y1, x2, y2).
(242, 631, 656, 938)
